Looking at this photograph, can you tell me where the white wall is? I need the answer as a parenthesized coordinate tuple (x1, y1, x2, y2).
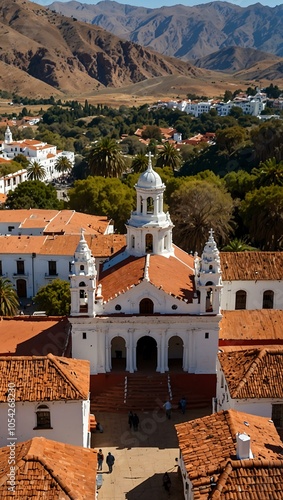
(221, 280, 283, 310)
(0, 399, 89, 447)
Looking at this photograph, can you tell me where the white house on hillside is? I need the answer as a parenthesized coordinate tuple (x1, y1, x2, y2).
(0, 354, 91, 448)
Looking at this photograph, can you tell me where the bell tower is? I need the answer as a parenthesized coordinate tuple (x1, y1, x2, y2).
(70, 229, 97, 317)
(126, 153, 174, 257)
(4, 125, 12, 144)
(194, 229, 222, 314)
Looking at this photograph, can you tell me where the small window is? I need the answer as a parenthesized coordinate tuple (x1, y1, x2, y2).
(235, 290, 246, 310)
(209, 265, 213, 270)
(8, 226, 14, 232)
(272, 404, 283, 428)
(205, 332, 209, 339)
(145, 234, 153, 253)
(131, 235, 135, 249)
(263, 290, 274, 309)
(82, 332, 87, 339)
(221, 375, 224, 388)
(80, 265, 85, 271)
(115, 304, 122, 311)
(35, 404, 51, 429)
(48, 261, 57, 276)
(172, 304, 178, 310)
(16, 260, 25, 275)
(139, 298, 154, 314)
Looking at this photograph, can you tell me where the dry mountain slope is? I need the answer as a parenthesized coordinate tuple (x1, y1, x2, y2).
(0, 0, 203, 96)
(48, 0, 283, 61)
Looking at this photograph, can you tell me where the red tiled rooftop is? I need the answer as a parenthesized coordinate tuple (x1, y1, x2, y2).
(0, 316, 70, 356)
(220, 252, 283, 281)
(175, 409, 283, 500)
(0, 437, 97, 499)
(220, 310, 283, 342)
(0, 354, 90, 402)
(99, 247, 195, 303)
(218, 348, 283, 399)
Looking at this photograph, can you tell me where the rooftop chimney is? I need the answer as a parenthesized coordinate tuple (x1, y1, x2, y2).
(236, 432, 253, 460)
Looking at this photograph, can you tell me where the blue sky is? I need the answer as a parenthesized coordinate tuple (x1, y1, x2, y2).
(35, 0, 283, 8)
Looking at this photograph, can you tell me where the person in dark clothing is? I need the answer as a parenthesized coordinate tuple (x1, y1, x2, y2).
(163, 472, 171, 492)
(97, 449, 104, 471)
(132, 413, 139, 431)
(128, 411, 134, 429)
(106, 452, 115, 473)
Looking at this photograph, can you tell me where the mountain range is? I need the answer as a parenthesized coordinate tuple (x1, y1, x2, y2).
(47, 1, 283, 61)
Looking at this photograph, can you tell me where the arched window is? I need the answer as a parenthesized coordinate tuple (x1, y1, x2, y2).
(79, 281, 86, 299)
(140, 196, 143, 214)
(147, 197, 154, 214)
(235, 290, 247, 310)
(145, 234, 153, 253)
(263, 290, 274, 309)
(139, 298, 154, 314)
(80, 265, 84, 271)
(35, 404, 51, 429)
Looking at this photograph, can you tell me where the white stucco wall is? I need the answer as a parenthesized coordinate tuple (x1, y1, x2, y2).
(0, 399, 89, 447)
(221, 280, 283, 310)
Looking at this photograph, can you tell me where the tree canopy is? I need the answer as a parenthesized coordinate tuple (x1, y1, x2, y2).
(0, 278, 19, 316)
(68, 176, 135, 233)
(87, 137, 126, 178)
(26, 160, 46, 181)
(155, 142, 183, 172)
(5, 181, 62, 210)
(33, 279, 71, 316)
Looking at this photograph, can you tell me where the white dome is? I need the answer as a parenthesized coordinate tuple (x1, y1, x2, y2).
(136, 154, 163, 189)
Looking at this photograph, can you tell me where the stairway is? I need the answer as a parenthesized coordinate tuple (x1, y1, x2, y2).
(90, 373, 212, 413)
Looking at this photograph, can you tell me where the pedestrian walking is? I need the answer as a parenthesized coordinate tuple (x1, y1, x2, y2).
(163, 400, 172, 419)
(106, 452, 115, 473)
(179, 397, 187, 414)
(97, 449, 104, 471)
(128, 410, 134, 429)
(132, 413, 139, 431)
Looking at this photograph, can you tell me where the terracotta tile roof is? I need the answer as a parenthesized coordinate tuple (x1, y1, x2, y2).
(0, 437, 97, 499)
(220, 310, 283, 341)
(175, 409, 283, 500)
(0, 354, 89, 402)
(0, 209, 110, 235)
(218, 348, 283, 399)
(220, 252, 283, 281)
(210, 459, 283, 499)
(0, 317, 70, 356)
(99, 248, 195, 303)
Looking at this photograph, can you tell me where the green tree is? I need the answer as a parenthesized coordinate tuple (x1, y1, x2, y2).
(141, 125, 162, 142)
(55, 156, 73, 177)
(26, 161, 46, 181)
(252, 157, 283, 187)
(224, 170, 256, 199)
(68, 177, 134, 233)
(216, 126, 246, 155)
(240, 185, 283, 250)
(170, 180, 234, 254)
(0, 278, 19, 316)
(250, 121, 283, 163)
(33, 279, 70, 316)
(155, 142, 183, 172)
(5, 181, 62, 210)
(13, 154, 30, 168)
(88, 137, 126, 178)
(131, 153, 149, 173)
(222, 238, 257, 251)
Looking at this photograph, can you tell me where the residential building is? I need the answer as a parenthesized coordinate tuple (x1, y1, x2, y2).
(0, 437, 97, 499)
(175, 409, 283, 500)
(0, 354, 91, 447)
(216, 348, 283, 431)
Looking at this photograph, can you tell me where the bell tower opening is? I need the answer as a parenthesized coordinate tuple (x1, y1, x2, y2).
(145, 234, 153, 253)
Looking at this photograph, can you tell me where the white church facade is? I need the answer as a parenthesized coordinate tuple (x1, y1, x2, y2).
(69, 155, 223, 375)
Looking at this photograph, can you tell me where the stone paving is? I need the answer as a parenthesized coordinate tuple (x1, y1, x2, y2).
(92, 406, 210, 500)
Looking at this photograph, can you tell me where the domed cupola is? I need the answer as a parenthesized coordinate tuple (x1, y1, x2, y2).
(125, 153, 174, 257)
(136, 154, 163, 189)
(4, 125, 12, 145)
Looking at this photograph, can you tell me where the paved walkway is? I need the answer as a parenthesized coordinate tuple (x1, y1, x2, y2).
(92, 406, 210, 500)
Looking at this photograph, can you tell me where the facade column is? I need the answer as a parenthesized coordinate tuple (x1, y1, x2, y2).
(105, 336, 111, 372)
(159, 334, 166, 373)
(154, 196, 159, 216)
(126, 329, 134, 373)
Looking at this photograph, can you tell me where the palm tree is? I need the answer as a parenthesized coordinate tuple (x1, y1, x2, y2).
(55, 156, 73, 177)
(222, 238, 258, 251)
(88, 137, 126, 178)
(131, 153, 149, 173)
(26, 160, 46, 181)
(155, 142, 183, 172)
(0, 278, 19, 316)
(252, 157, 283, 187)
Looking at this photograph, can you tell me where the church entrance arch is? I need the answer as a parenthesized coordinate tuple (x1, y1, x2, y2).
(168, 336, 183, 371)
(136, 336, 157, 371)
(111, 336, 126, 371)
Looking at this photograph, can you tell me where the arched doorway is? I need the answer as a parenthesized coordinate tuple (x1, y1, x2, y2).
(139, 298, 154, 314)
(136, 336, 157, 371)
(111, 336, 126, 371)
(168, 336, 184, 371)
(16, 279, 27, 298)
